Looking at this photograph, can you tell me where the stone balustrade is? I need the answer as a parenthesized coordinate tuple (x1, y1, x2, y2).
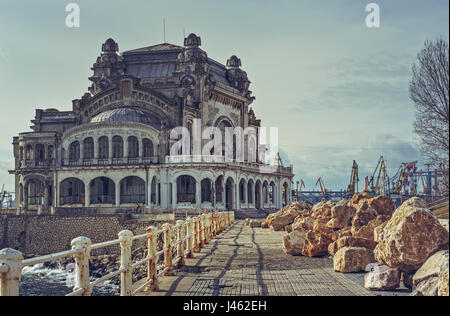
(0, 211, 234, 296)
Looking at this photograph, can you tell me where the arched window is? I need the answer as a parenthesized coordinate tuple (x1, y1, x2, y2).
(90, 177, 115, 204)
(98, 136, 109, 159)
(60, 178, 85, 205)
(28, 179, 43, 205)
(47, 145, 54, 159)
(112, 136, 123, 158)
(120, 176, 145, 204)
(25, 145, 33, 160)
(143, 138, 154, 158)
(83, 138, 94, 159)
(177, 175, 196, 203)
(35, 144, 45, 161)
(201, 178, 212, 203)
(127, 136, 139, 158)
(69, 141, 80, 161)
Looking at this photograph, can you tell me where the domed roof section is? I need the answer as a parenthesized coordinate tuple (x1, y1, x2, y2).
(90, 107, 161, 130)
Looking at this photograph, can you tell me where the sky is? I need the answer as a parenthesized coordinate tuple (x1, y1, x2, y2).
(0, 0, 449, 192)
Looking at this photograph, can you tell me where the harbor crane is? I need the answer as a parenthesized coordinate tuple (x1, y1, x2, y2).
(346, 160, 359, 196)
(296, 179, 305, 196)
(367, 156, 387, 195)
(316, 177, 327, 200)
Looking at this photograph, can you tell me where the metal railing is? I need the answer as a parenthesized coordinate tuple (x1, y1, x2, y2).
(0, 211, 234, 296)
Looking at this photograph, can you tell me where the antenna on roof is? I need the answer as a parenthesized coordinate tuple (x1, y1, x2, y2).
(163, 18, 166, 43)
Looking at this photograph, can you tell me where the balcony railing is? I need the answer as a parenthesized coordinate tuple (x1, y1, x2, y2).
(62, 156, 159, 167)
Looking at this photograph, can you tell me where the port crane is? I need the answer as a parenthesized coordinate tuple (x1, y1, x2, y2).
(316, 177, 327, 200)
(366, 156, 387, 195)
(346, 160, 359, 196)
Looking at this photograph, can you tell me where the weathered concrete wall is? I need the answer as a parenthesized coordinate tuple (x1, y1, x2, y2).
(0, 214, 167, 256)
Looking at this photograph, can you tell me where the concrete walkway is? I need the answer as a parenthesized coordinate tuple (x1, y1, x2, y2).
(136, 220, 373, 296)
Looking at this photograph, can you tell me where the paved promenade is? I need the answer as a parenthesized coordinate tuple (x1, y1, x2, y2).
(136, 220, 373, 296)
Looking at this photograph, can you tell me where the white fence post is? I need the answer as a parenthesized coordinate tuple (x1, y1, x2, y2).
(118, 230, 133, 296)
(145, 226, 159, 291)
(0, 248, 23, 296)
(176, 220, 185, 267)
(185, 217, 193, 258)
(193, 218, 200, 253)
(162, 223, 174, 276)
(71, 236, 92, 296)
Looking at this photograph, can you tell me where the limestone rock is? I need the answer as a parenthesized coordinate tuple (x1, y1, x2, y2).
(282, 231, 306, 255)
(438, 252, 449, 296)
(261, 221, 269, 229)
(413, 250, 449, 286)
(267, 202, 310, 231)
(374, 198, 449, 272)
(352, 215, 391, 241)
(326, 204, 356, 229)
(351, 208, 378, 233)
(411, 277, 439, 296)
(292, 216, 314, 232)
(328, 236, 377, 256)
(248, 219, 263, 228)
(282, 230, 332, 257)
(366, 195, 395, 216)
(333, 247, 375, 273)
(285, 224, 293, 233)
(364, 267, 400, 291)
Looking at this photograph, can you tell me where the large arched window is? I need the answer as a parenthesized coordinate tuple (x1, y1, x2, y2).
(177, 175, 196, 203)
(83, 138, 94, 159)
(201, 178, 212, 203)
(120, 176, 145, 204)
(35, 144, 45, 161)
(127, 136, 139, 158)
(112, 136, 123, 158)
(69, 141, 80, 161)
(28, 179, 43, 205)
(90, 177, 115, 204)
(25, 145, 33, 160)
(98, 136, 109, 159)
(143, 138, 154, 158)
(60, 178, 85, 205)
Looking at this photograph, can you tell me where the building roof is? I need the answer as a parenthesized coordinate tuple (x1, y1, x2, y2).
(90, 107, 161, 130)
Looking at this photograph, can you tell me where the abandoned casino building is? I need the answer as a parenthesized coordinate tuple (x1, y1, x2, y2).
(10, 34, 294, 214)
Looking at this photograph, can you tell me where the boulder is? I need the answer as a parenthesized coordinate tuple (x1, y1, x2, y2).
(285, 224, 293, 233)
(282, 230, 306, 255)
(438, 252, 449, 296)
(311, 200, 335, 220)
(412, 250, 449, 296)
(333, 247, 375, 273)
(303, 231, 332, 257)
(351, 208, 378, 233)
(248, 219, 263, 228)
(328, 236, 377, 256)
(352, 215, 391, 241)
(326, 204, 356, 229)
(366, 195, 395, 216)
(261, 221, 269, 229)
(335, 227, 352, 240)
(411, 277, 439, 296)
(364, 267, 401, 291)
(292, 216, 314, 232)
(282, 230, 332, 257)
(267, 206, 302, 231)
(374, 197, 449, 272)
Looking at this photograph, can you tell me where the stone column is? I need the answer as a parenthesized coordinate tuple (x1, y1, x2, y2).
(139, 138, 144, 163)
(235, 183, 239, 210)
(172, 180, 177, 210)
(94, 138, 99, 160)
(195, 179, 201, 208)
(115, 181, 120, 206)
(85, 180, 90, 207)
(108, 137, 113, 164)
(79, 141, 84, 164)
(124, 137, 129, 161)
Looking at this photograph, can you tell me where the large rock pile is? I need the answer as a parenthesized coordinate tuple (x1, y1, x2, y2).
(276, 194, 449, 295)
(265, 201, 312, 231)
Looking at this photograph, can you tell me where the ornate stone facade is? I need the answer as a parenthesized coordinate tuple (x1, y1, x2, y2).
(10, 35, 293, 213)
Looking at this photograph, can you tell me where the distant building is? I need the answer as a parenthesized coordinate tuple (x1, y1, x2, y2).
(10, 34, 293, 213)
